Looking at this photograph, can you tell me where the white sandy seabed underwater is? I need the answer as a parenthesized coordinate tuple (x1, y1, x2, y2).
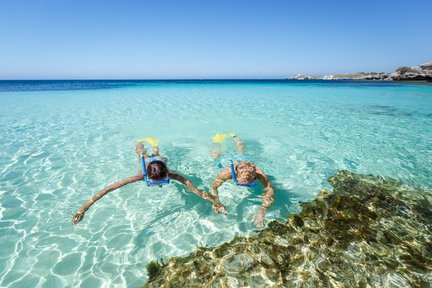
(0, 80, 431, 287)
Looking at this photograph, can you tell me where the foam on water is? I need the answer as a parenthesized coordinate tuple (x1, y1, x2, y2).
(0, 80, 431, 287)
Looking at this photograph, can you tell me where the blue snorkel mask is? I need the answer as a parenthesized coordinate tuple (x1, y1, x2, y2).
(141, 156, 170, 187)
(230, 160, 257, 187)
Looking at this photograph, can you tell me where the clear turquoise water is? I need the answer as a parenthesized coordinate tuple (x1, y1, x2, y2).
(0, 80, 431, 287)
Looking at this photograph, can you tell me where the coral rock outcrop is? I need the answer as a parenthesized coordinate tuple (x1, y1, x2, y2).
(144, 171, 432, 288)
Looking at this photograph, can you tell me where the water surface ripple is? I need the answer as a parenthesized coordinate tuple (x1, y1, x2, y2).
(0, 80, 431, 287)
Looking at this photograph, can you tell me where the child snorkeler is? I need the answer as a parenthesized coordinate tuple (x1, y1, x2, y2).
(71, 137, 219, 225)
(210, 134, 275, 228)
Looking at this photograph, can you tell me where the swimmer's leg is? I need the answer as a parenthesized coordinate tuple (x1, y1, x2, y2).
(136, 142, 149, 172)
(136, 142, 148, 157)
(136, 141, 159, 157)
(152, 146, 160, 157)
(211, 143, 224, 160)
(232, 135, 245, 153)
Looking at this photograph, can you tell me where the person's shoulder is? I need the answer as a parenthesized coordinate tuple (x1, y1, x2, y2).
(218, 167, 232, 179)
(255, 167, 267, 177)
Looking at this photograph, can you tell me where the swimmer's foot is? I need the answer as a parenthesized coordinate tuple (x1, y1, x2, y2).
(136, 142, 148, 157)
(152, 147, 159, 156)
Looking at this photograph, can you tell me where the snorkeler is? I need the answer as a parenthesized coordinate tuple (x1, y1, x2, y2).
(210, 133, 275, 228)
(71, 137, 218, 225)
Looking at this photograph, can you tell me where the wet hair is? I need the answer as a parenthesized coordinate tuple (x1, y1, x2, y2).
(147, 161, 169, 181)
(235, 161, 257, 184)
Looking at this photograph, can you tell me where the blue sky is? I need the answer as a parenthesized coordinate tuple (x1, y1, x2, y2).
(0, 0, 431, 79)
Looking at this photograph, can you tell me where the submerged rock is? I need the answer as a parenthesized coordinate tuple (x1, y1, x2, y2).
(144, 171, 432, 287)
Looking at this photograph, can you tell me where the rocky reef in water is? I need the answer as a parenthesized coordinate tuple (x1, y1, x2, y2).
(144, 171, 432, 288)
(287, 61, 432, 81)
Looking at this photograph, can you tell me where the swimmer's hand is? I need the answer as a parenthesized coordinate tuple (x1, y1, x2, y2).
(212, 202, 228, 215)
(71, 211, 85, 225)
(253, 208, 266, 228)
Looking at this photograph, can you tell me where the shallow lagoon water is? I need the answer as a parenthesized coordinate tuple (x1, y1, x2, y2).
(0, 80, 431, 287)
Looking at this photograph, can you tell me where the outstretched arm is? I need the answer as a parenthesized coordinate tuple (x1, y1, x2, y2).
(168, 170, 218, 205)
(210, 168, 232, 214)
(71, 174, 143, 225)
(253, 168, 275, 228)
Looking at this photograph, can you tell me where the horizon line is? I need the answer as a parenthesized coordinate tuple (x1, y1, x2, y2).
(0, 78, 294, 81)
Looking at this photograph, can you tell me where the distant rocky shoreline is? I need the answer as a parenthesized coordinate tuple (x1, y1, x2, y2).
(287, 61, 432, 81)
(144, 171, 432, 287)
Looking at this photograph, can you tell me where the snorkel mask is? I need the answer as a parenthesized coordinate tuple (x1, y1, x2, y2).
(141, 156, 170, 187)
(230, 160, 257, 187)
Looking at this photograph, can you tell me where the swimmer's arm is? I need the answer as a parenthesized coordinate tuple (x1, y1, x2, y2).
(168, 171, 215, 203)
(211, 168, 231, 201)
(254, 168, 275, 228)
(208, 169, 231, 214)
(256, 168, 275, 209)
(71, 174, 143, 225)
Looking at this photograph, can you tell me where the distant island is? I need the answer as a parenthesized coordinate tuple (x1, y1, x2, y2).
(287, 61, 432, 81)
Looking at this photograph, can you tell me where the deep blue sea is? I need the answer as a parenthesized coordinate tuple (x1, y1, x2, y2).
(0, 80, 431, 287)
